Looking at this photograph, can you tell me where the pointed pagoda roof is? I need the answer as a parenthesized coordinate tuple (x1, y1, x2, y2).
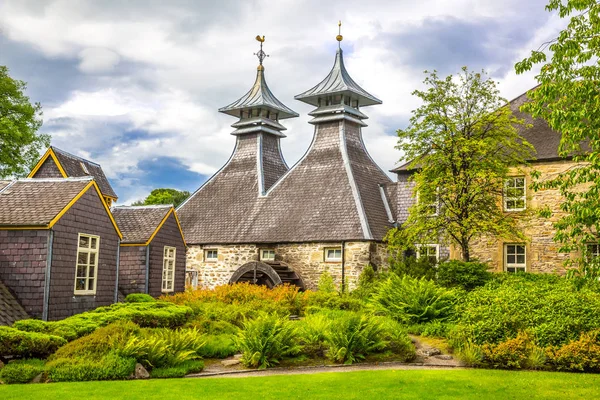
(295, 48, 382, 107)
(219, 66, 298, 120)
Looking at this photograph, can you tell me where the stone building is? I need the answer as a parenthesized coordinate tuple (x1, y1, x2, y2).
(112, 205, 186, 297)
(389, 91, 576, 274)
(28, 146, 119, 206)
(0, 177, 122, 322)
(178, 37, 395, 290)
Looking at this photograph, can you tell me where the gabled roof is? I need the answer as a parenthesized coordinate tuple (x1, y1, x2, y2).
(219, 66, 298, 120)
(390, 88, 568, 174)
(112, 205, 185, 245)
(295, 48, 382, 107)
(0, 177, 122, 237)
(28, 147, 118, 200)
(0, 279, 29, 326)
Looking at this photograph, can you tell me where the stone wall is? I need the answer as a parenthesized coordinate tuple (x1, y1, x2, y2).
(186, 241, 383, 291)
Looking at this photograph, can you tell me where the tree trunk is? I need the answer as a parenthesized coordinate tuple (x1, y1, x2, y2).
(462, 244, 470, 262)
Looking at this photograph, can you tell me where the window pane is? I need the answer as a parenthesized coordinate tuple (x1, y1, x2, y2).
(78, 252, 88, 264)
(79, 236, 89, 247)
(91, 237, 97, 250)
(76, 265, 87, 278)
(516, 245, 525, 254)
(507, 255, 516, 264)
(515, 178, 525, 187)
(76, 279, 86, 291)
(87, 279, 94, 291)
(89, 253, 97, 267)
(507, 245, 515, 254)
(517, 255, 525, 264)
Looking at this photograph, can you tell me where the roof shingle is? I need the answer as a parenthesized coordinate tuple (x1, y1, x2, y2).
(111, 205, 173, 244)
(0, 279, 29, 326)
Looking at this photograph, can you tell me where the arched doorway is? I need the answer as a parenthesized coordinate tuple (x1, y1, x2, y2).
(229, 261, 305, 290)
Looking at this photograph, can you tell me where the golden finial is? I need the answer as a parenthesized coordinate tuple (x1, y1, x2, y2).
(254, 35, 268, 69)
(336, 21, 343, 45)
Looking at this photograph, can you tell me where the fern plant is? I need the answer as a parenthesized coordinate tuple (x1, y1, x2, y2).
(325, 313, 387, 365)
(236, 313, 300, 369)
(370, 275, 456, 323)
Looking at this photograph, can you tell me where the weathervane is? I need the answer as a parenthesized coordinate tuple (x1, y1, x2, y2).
(336, 21, 343, 48)
(254, 35, 268, 67)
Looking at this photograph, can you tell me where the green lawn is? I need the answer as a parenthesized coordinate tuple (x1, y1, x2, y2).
(0, 369, 598, 399)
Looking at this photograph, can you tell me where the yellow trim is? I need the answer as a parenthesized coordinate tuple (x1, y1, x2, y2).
(27, 148, 68, 178)
(119, 208, 186, 247)
(0, 226, 49, 230)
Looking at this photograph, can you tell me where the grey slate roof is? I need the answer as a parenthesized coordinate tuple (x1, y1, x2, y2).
(390, 89, 567, 174)
(111, 205, 174, 244)
(219, 66, 298, 120)
(0, 178, 92, 227)
(295, 48, 382, 107)
(51, 147, 118, 199)
(0, 279, 29, 326)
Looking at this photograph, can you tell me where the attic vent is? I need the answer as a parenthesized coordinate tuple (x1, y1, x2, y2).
(80, 162, 90, 175)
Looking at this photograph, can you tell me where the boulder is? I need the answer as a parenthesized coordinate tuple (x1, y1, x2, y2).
(221, 359, 241, 367)
(135, 363, 150, 379)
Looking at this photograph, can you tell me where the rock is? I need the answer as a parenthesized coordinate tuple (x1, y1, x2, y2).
(417, 347, 442, 357)
(135, 363, 150, 379)
(31, 373, 44, 383)
(433, 354, 453, 360)
(233, 354, 243, 360)
(221, 359, 241, 366)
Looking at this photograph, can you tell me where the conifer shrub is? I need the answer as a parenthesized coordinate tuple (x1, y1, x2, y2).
(0, 359, 45, 384)
(125, 293, 156, 303)
(0, 327, 66, 359)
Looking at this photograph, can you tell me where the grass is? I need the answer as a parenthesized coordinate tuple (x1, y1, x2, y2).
(0, 369, 598, 399)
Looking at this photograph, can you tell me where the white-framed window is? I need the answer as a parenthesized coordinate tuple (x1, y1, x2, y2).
(74, 233, 100, 295)
(505, 243, 526, 272)
(80, 161, 89, 175)
(417, 190, 439, 216)
(504, 177, 526, 211)
(205, 249, 218, 262)
(162, 246, 176, 293)
(260, 249, 275, 261)
(324, 247, 342, 262)
(586, 243, 600, 260)
(415, 244, 440, 264)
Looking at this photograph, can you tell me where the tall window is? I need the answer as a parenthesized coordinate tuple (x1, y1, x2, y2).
(162, 246, 176, 293)
(416, 244, 439, 264)
(505, 244, 526, 272)
(205, 249, 218, 262)
(504, 177, 526, 211)
(74, 234, 99, 295)
(324, 247, 342, 262)
(417, 190, 439, 216)
(261, 249, 275, 261)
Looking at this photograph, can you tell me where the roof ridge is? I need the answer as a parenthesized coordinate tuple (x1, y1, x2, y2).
(113, 204, 173, 209)
(51, 146, 102, 167)
(17, 177, 94, 183)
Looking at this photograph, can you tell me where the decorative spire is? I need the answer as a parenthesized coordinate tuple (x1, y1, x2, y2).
(336, 21, 343, 48)
(254, 35, 268, 69)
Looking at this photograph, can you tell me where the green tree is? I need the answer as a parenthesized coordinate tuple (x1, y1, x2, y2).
(515, 0, 600, 275)
(0, 66, 48, 178)
(132, 188, 190, 208)
(394, 67, 534, 261)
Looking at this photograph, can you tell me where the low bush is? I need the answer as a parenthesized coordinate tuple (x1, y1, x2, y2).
(149, 360, 204, 378)
(325, 313, 387, 365)
(0, 326, 66, 359)
(46, 352, 136, 382)
(550, 330, 600, 372)
(236, 314, 300, 369)
(199, 334, 237, 359)
(317, 271, 336, 293)
(185, 317, 239, 336)
(390, 255, 437, 281)
(406, 320, 452, 338)
(14, 302, 193, 341)
(125, 293, 156, 303)
(304, 291, 364, 313)
(370, 275, 456, 324)
(481, 331, 545, 370)
(437, 260, 491, 291)
(0, 359, 45, 384)
(379, 319, 416, 361)
(297, 313, 330, 357)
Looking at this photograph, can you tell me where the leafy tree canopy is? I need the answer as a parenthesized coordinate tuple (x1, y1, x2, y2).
(391, 67, 535, 261)
(132, 188, 190, 208)
(0, 66, 48, 178)
(515, 0, 600, 274)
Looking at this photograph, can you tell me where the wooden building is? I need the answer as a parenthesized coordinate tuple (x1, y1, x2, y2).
(112, 205, 186, 297)
(0, 177, 122, 321)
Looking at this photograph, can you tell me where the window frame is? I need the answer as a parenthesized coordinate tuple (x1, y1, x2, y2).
(74, 233, 100, 295)
(416, 189, 439, 217)
(162, 246, 176, 293)
(260, 249, 276, 261)
(204, 249, 218, 262)
(324, 247, 343, 262)
(504, 243, 527, 273)
(415, 244, 440, 264)
(504, 176, 527, 212)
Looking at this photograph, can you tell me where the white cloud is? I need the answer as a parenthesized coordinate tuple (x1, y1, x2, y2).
(78, 47, 120, 73)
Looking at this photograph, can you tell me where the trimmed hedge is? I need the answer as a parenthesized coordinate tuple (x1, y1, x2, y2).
(437, 260, 491, 291)
(125, 293, 156, 303)
(13, 302, 193, 341)
(0, 359, 45, 384)
(46, 353, 136, 382)
(0, 327, 66, 359)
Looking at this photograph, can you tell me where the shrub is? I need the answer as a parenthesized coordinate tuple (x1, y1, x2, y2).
(437, 260, 491, 291)
(390, 255, 437, 280)
(318, 271, 336, 293)
(0, 326, 66, 358)
(304, 291, 365, 313)
(199, 334, 237, 359)
(297, 313, 330, 357)
(352, 264, 386, 300)
(452, 273, 600, 347)
(185, 318, 239, 336)
(125, 293, 156, 303)
(325, 313, 387, 365)
(481, 331, 544, 369)
(379, 319, 416, 361)
(149, 360, 204, 378)
(550, 330, 600, 372)
(236, 314, 300, 369)
(456, 342, 484, 367)
(0, 359, 45, 384)
(46, 352, 136, 382)
(407, 320, 452, 338)
(370, 275, 456, 324)
(14, 302, 193, 341)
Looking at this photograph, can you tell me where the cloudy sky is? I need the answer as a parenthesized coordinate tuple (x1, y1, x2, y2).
(0, 0, 564, 204)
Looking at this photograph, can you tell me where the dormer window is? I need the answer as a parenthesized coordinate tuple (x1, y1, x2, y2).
(80, 162, 89, 175)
